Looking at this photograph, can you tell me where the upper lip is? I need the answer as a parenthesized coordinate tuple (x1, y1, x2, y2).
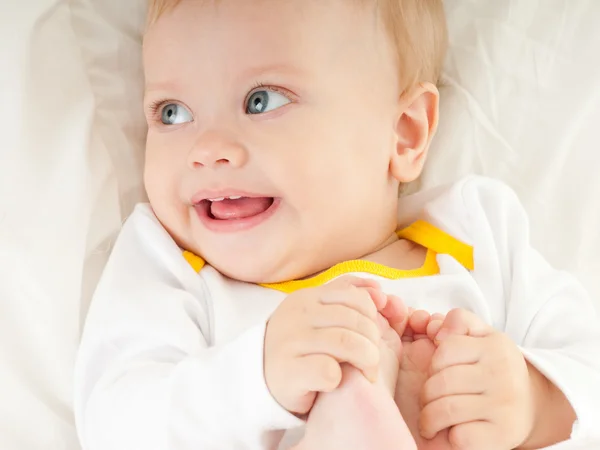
(191, 189, 273, 204)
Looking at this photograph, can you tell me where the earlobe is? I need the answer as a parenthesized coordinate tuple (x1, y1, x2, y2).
(390, 83, 440, 183)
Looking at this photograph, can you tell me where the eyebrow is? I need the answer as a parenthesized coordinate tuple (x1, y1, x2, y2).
(144, 63, 307, 96)
(239, 63, 308, 81)
(145, 81, 180, 93)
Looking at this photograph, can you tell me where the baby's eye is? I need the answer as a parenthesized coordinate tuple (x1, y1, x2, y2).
(160, 103, 193, 125)
(246, 90, 291, 115)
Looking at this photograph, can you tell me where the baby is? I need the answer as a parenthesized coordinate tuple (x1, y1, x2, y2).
(74, 1, 600, 449)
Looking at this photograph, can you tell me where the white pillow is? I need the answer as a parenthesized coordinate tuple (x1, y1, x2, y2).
(1, 1, 598, 450)
(421, 0, 600, 311)
(0, 1, 146, 449)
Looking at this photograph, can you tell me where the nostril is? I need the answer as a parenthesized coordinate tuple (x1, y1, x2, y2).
(190, 158, 229, 169)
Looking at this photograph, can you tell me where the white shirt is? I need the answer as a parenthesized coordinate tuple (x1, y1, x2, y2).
(74, 176, 600, 450)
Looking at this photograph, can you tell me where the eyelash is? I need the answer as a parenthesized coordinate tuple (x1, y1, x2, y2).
(247, 82, 296, 104)
(146, 83, 296, 121)
(147, 99, 170, 117)
(250, 81, 268, 92)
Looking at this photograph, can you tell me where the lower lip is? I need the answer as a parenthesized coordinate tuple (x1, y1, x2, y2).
(193, 198, 281, 233)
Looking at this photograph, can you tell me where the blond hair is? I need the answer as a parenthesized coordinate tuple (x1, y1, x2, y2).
(147, 0, 447, 90)
(147, 0, 180, 24)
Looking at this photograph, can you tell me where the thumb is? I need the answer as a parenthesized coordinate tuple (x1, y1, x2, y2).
(435, 308, 492, 343)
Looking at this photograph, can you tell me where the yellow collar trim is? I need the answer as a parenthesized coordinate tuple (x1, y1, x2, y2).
(183, 251, 207, 273)
(397, 220, 474, 271)
(260, 249, 439, 294)
(182, 220, 474, 294)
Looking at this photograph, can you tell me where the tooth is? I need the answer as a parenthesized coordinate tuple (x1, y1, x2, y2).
(228, 195, 242, 200)
(210, 197, 225, 202)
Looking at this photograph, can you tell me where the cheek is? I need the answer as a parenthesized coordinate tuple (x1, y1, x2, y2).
(248, 117, 329, 190)
(247, 107, 392, 207)
(144, 144, 192, 246)
(144, 138, 181, 208)
(144, 144, 164, 196)
(272, 124, 338, 196)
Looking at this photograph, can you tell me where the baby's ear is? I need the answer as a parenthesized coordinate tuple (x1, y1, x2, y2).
(389, 83, 439, 183)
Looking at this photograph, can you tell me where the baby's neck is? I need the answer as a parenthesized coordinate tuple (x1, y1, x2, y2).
(299, 234, 428, 281)
(362, 236, 428, 271)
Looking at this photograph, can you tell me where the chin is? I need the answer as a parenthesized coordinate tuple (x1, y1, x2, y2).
(207, 253, 301, 284)
(215, 263, 281, 284)
(214, 252, 334, 285)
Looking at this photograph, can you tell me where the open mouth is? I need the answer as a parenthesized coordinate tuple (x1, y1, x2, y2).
(194, 196, 279, 231)
(207, 196, 275, 220)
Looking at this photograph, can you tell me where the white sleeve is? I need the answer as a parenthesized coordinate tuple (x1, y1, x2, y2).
(461, 177, 600, 442)
(74, 207, 302, 450)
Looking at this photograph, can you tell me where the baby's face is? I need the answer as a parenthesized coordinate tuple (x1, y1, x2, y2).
(144, 0, 412, 283)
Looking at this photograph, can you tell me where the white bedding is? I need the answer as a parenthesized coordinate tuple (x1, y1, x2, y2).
(0, 1, 598, 449)
(421, 0, 600, 302)
(0, 0, 147, 448)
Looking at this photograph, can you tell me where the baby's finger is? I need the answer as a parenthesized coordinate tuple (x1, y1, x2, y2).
(419, 394, 487, 440)
(327, 275, 381, 292)
(448, 421, 499, 450)
(407, 309, 431, 338)
(421, 364, 486, 407)
(435, 309, 493, 342)
(301, 328, 380, 382)
(430, 335, 483, 375)
(401, 325, 414, 342)
(312, 304, 381, 345)
(378, 314, 403, 359)
(296, 354, 343, 394)
(375, 312, 392, 334)
(381, 295, 408, 334)
(427, 319, 444, 341)
(364, 287, 388, 311)
(320, 288, 378, 321)
(278, 355, 341, 415)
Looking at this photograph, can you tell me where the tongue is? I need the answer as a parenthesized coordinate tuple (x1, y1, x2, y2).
(210, 197, 273, 220)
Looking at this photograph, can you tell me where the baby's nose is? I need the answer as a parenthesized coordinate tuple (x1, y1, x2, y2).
(188, 131, 248, 169)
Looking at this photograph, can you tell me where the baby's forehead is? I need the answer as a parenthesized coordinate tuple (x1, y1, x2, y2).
(145, 0, 387, 53)
(143, 0, 397, 84)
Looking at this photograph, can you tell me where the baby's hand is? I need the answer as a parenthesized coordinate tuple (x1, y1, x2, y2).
(419, 309, 536, 450)
(264, 276, 389, 415)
